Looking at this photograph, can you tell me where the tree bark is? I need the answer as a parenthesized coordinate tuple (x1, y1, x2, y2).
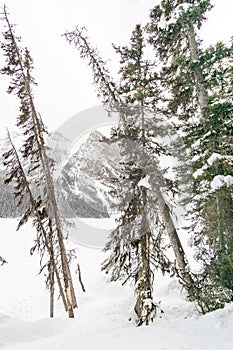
(186, 22, 208, 120)
(30, 96, 77, 317)
(77, 264, 86, 293)
(134, 230, 155, 325)
(149, 176, 195, 299)
(49, 219, 55, 318)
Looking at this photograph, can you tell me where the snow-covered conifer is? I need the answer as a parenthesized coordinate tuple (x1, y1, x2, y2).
(147, 0, 233, 312)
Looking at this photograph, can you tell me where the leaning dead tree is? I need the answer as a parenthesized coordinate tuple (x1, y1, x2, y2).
(3, 131, 69, 317)
(1, 5, 77, 318)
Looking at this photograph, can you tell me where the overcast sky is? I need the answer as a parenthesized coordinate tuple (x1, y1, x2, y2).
(0, 0, 232, 135)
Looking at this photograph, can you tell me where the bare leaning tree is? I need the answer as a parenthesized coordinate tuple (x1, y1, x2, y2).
(1, 6, 78, 318)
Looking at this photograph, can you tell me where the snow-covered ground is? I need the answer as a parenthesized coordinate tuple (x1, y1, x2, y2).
(0, 218, 233, 350)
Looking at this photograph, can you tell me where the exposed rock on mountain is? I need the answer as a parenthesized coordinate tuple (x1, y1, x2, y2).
(0, 128, 120, 218)
(57, 130, 121, 218)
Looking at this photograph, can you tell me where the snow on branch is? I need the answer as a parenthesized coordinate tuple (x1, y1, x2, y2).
(210, 175, 233, 191)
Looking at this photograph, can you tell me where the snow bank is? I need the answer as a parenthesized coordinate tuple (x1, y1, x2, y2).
(0, 218, 233, 350)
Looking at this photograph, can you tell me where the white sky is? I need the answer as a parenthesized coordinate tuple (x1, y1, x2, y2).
(0, 0, 232, 135)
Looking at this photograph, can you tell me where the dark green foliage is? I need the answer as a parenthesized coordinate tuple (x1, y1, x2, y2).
(147, 0, 233, 313)
(146, 0, 213, 122)
(190, 272, 232, 314)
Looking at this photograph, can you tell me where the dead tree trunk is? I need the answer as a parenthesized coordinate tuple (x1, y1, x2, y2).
(4, 132, 69, 315)
(35, 119, 78, 314)
(49, 219, 55, 318)
(149, 176, 195, 299)
(1, 6, 78, 318)
(186, 22, 208, 120)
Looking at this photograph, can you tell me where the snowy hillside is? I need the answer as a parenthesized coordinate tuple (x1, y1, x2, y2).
(1, 218, 233, 350)
(0, 126, 118, 218)
(57, 129, 120, 218)
(0, 134, 24, 218)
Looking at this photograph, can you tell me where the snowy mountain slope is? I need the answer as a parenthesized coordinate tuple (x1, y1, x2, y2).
(57, 129, 121, 218)
(0, 218, 233, 350)
(0, 127, 119, 218)
(0, 134, 25, 218)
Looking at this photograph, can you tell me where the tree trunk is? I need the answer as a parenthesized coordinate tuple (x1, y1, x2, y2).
(149, 176, 195, 299)
(77, 264, 86, 292)
(134, 230, 155, 326)
(186, 22, 208, 120)
(49, 262, 55, 318)
(35, 118, 78, 316)
(49, 219, 55, 318)
(54, 267, 68, 311)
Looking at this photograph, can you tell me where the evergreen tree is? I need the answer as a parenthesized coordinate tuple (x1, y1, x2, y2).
(103, 24, 197, 323)
(147, 0, 233, 312)
(103, 25, 164, 325)
(64, 23, 195, 324)
(1, 5, 77, 318)
(188, 41, 233, 312)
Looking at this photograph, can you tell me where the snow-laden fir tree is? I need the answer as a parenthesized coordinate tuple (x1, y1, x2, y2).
(1, 6, 78, 318)
(64, 25, 160, 325)
(64, 23, 195, 324)
(102, 24, 167, 325)
(102, 24, 197, 324)
(146, 0, 233, 312)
